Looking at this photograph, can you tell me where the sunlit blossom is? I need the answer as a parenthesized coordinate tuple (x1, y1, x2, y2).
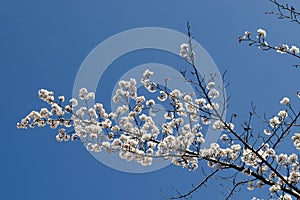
(257, 28, 266, 37)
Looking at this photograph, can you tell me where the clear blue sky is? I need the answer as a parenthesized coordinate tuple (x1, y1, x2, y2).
(2, 0, 300, 199)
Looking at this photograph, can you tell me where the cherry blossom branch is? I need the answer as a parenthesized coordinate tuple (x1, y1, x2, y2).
(239, 29, 300, 58)
(266, 0, 300, 25)
(17, 23, 300, 200)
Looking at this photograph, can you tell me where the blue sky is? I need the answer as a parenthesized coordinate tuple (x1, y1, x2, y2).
(2, 0, 300, 199)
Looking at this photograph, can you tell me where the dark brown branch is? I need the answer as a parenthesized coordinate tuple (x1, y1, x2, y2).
(167, 168, 220, 200)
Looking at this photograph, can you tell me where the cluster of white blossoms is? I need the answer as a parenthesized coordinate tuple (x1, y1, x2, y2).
(17, 42, 228, 171)
(17, 42, 300, 199)
(18, 67, 225, 169)
(266, 108, 288, 129)
(208, 91, 300, 198)
(16, 89, 73, 130)
(240, 29, 300, 56)
(276, 44, 300, 55)
(240, 29, 267, 41)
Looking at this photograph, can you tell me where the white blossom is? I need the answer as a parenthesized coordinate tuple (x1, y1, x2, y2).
(257, 28, 266, 37)
(289, 45, 299, 54)
(264, 129, 271, 135)
(277, 153, 287, 165)
(79, 88, 88, 100)
(157, 91, 167, 101)
(206, 81, 215, 89)
(58, 96, 65, 102)
(292, 132, 300, 150)
(179, 43, 189, 58)
(70, 98, 78, 107)
(208, 88, 220, 99)
(247, 181, 254, 191)
(276, 44, 289, 54)
(280, 97, 290, 105)
(279, 194, 292, 200)
(278, 110, 288, 118)
(87, 92, 95, 100)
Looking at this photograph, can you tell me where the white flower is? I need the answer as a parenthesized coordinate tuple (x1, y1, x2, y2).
(213, 120, 224, 130)
(158, 141, 167, 149)
(102, 141, 111, 149)
(287, 153, 298, 164)
(142, 133, 151, 141)
(292, 132, 300, 150)
(86, 143, 93, 151)
(288, 171, 300, 183)
(279, 194, 292, 200)
(86, 124, 102, 135)
(208, 88, 219, 99)
(164, 112, 174, 119)
(280, 97, 290, 105)
(71, 134, 77, 141)
(112, 95, 119, 103)
(207, 161, 215, 168)
(65, 105, 72, 112)
(143, 69, 154, 77)
(195, 98, 206, 106)
(79, 88, 88, 99)
(278, 110, 288, 118)
(290, 45, 299, 54)
(158, 91, 167, 101)
(94, 103, 103, 110)
(206, 81, 215, 89)
(247, 181, 254, 190)
(276, 44, 289, 54)
(111, 139, 122, 149)
(40, 108, 51, 117)
(269, 116, 282, 128)
(87, 92, 95, 100)
(257, 28, 266, 37)
(70, 98, 78, 107)
(76, 107, 86, 117)
(256, 181, 263, 188)
(244, 31, 251, 37)
(277, 153, 287, 165)
(269, 184, 280, 194)
(231, 144, 241, 152)
(201, 117, 210, 125)
(92, 143, 101, 152)
(129, 78, 136, 86)
(139, 114, 147, 121)
(146, 99, 155, 106)
(135, 96, 146, 103)
(180, 43, 189, 58)
(56, 134, 63, 142)
(206, 102, 219, 110)
(180, 43, 189, 50)
(147, 85, 156, 93)
(146, 148, 154, 155)
(264, 129, 271, 135)
(58, 96, 65, 102)
(63, 134, 70, 141)
(38, 89, 54, 103)
(241, 148, 258, 167)
(88, 108, 98, 118)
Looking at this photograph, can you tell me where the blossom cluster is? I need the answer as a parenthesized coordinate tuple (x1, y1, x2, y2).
(239, 29, 300, 56)
(18, 67, 225, 169)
